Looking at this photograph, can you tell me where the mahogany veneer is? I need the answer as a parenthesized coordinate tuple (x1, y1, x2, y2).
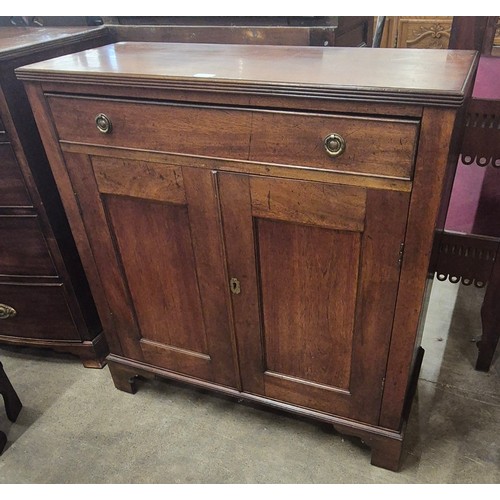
(17, 42, 478, 471)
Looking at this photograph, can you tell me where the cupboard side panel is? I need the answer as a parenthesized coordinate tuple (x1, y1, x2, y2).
(24, 82, 119, 353)
(380, 108, 458, 430)
(64, 152, 144, 360)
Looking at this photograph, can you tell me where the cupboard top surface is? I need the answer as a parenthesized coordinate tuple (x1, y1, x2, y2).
(0, 26, 107, 62)
(16, 42, 478, 106)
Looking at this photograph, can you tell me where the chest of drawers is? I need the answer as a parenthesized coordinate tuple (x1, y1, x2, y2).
(17, 42, 478, 470)
(0, 27, 111, 366)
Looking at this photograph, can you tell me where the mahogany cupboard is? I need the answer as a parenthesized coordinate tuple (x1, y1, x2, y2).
(17, 42, 478, 471)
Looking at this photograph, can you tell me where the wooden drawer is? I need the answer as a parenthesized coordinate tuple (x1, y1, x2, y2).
(47, 95, 419, 179)
(0, 215, 57, 277)
(0, 144, 32, 207)
(0, 282, 79, 341)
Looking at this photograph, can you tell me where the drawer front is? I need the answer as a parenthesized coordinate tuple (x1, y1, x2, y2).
(48, 95, 419, 179)
(0, 282, 79, 341)
(0, 144, 32, 207)
(0, 115, 6, 141)
(0, 215, 57, 277)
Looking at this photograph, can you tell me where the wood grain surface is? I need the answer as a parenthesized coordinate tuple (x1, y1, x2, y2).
(17, 42, 478, 106)
(48, 95, 418, 179)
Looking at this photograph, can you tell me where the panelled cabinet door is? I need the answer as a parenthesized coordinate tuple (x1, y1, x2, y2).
(218, 173, 410, 424)
(63, 153, 238, 388)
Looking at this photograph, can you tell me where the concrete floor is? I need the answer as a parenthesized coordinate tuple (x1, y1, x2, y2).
(0, 280, 498, 483)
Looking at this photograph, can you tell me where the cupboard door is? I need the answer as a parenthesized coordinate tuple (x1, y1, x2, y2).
(218, 173, 410, 424)
(63, 153, 238, 388)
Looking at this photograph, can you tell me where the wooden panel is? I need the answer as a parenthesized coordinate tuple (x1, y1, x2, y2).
(139, 339, 212, 381)
(258, 219, 360, 390)
(92, 157, 186, 203)
(40, 80, 424, 118)
(346, 189, 411, 422)
(380, 107, 458, 430)
(63, 152, 144, 360)
(0, 282, 79, 340)
(261, 188, 410, 422)
(49, 95, 418, 179)
(104, 195, 208, 355)
(397, 17, 452, 49)
(111, 25, 313, 46)
(48, 96, 253, 160)
(218, 173, 264, 394)
(61, 152, 238, 385)
(0, 144, 32, 207)
(249, 112, 418, 179)
(250, 176, 366, 231)
(62, 141, 413, 193)
(181, 167, 239, 388)
(219, 172, 410, 423)
(0, 215, 57, 277)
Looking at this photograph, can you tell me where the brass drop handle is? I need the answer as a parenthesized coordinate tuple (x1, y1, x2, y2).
(95, 113, 112, 134)
(0, 303, 16, 320)
(324, 133, 346, 158)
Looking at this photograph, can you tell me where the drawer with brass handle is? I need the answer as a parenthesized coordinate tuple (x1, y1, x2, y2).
(0, 283, 79, 340)
(47, 95, 419, 180)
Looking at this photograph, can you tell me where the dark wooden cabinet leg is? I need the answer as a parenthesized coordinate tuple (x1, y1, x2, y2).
(79, 333, 109, 369)
(49, 333, 109, 369)
(80, 354, 107, 369)
(369, 436, 404, 471)
(108, 360, 139, 394)
(0, 362, 22, 422)
(333, 422, 404, 472)
(0, 430, 6, 455)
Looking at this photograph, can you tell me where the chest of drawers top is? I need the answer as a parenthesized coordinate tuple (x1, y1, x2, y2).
(16, 41, 478, 107)
(0, 27, 108, 62)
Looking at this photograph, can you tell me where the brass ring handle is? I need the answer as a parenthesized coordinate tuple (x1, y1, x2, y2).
(95, 113, 112, 134)
(323, 133, 346, 158)
(0, 304, 16, 320)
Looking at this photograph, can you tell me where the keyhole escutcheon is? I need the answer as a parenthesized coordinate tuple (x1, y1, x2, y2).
(230, 277, 241, 295)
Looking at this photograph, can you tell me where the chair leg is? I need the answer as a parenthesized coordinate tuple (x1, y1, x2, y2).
(478, 250, 500, 372)
(0, 362, 22, 422)
(0, 430, 6, 455)
(476, 321, 499, 371)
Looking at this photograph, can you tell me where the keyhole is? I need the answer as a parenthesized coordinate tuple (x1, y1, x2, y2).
(230, 278, 241, 295)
